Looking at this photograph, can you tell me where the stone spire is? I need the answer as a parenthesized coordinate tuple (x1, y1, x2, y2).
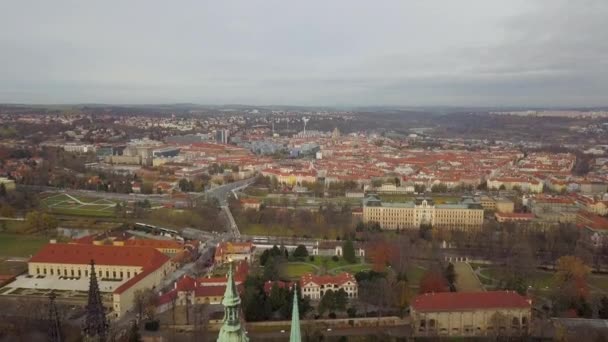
(217, 262, 249, 342)
(48, 292, 63, 342)
(289, 284, 301, 342)
(83, 260, 109, 342)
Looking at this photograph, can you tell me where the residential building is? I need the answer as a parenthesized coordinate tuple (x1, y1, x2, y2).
(157, 260, 248, 308)
(216, 129, 230, 144)
(577, 211, 608, 248)
(487, 177, 543, 193)
(300, 272, 358, 300)
(495, 212, 535, 223)
(411, 291, 532, 337)
(214, 242, 254, 264)
(240, 198, 262, 211)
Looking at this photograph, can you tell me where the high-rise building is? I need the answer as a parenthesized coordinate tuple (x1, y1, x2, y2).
(216, 129, 230, 144)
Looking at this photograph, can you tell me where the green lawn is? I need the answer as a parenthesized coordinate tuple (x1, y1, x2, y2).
(281, 263, 318, 279)
(406, 265, 427, 286)
(309, 255, 351, 270)
(480, 267, 554, 290)
(0, 233, 48, 257)
(589, 275, 608, 291)
(328, 263, 371, 275)
(41, 193, 116, 217)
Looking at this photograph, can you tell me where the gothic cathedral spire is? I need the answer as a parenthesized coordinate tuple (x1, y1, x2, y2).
(83, 260, 109, 342)
(217, 262, 249, 342)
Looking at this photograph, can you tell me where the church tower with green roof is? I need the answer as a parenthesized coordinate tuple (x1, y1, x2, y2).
(217, 263, 249, 342)
(289, 284, 301, 342)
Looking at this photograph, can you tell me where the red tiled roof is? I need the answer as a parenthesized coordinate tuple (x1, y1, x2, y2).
(300, 272, 356, 287)
(411, 291, 531, 312)
(175, 275, 196, 291)
(30, 243, 169, 268)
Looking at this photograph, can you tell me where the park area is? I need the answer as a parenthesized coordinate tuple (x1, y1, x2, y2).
(40, 193, 118, 217)
(279, 255, 429, 292)
(0, 233, 48, 258)
(472, 263, 608, 294)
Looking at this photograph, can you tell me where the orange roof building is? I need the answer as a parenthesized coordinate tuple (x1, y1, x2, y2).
(27, 243, 173, 317)
(411, 291, 532, 337)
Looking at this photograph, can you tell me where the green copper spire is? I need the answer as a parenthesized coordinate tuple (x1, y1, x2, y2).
(289, 284, 301, 342)
(217, 262, 249, 342)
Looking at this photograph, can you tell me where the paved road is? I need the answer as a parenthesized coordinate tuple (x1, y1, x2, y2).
(453, 262, 484, 292)
(199, 177, 256, 205)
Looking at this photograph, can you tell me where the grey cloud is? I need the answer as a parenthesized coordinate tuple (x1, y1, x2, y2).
(0, 0, 606, 106)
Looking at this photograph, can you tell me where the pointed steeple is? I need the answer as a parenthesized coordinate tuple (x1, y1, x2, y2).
(83, 260, 109, 342)
(217, 262, 249, 342)
(289, 284, 301, 342)
(48, 292, 63, 342)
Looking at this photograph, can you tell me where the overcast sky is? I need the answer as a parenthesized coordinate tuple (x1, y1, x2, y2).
(0, 1, 606, 107)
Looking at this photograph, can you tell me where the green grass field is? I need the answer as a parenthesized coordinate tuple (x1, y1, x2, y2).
(281, 263, 318, 279)
(0, 233, 48, 257)
(590, 275, 608, 291)
(328, 263, 371, 275)
(406, 265, 427, 286)
(41, 193, 117, 217)
(480, 267, 555, 290)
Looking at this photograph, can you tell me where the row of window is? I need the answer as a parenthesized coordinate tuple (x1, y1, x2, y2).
(35, 266, 138, 279)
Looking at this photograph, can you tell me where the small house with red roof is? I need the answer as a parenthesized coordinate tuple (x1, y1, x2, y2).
(411, 291, 532, 337)
(214, 241, 254, 264)
(157, 260, 248, 310)
(240, 198, 261, 211)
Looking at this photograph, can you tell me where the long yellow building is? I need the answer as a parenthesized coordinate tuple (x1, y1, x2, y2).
(362, 196, 484, 229)
(26, 242, 172, 317)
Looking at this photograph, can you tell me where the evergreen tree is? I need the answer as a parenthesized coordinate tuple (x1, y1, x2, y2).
(444, 263, 457, 291)
(293, 245, 309, 259)
(268, 283, 288, 311)
(48, 292, 64, 342)
(343, 239, 357, 264)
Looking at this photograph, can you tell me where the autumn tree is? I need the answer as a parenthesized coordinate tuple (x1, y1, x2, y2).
(554, 255, 591, 299)
(24, 211, 58, 234)
(419, 269, 449, 294)
(552, 255, 592, 316)
(368, 238, 398, 272)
